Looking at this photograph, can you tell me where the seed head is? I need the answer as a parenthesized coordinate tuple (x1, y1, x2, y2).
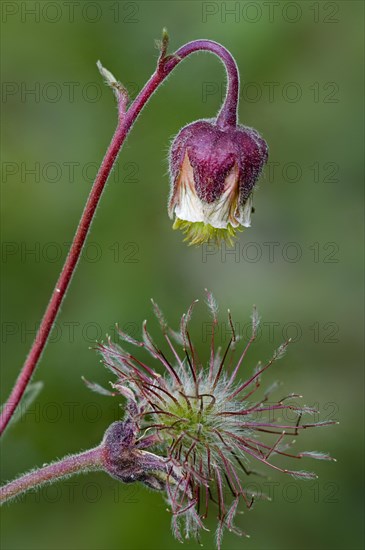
(95, 294, 335, 548)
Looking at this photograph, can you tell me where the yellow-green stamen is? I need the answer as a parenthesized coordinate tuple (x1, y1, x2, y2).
(172, 218, 242, 246)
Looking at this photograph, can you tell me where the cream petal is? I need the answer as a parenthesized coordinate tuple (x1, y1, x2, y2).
(172, 153, 244, 229)
(237, 193, 253, 228)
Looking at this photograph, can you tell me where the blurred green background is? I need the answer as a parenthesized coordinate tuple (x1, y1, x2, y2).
(1, 1, 364, 549)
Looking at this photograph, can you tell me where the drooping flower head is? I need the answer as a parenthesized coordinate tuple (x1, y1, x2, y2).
(94, 294, 336, 548)
(168, 120, 268, 245)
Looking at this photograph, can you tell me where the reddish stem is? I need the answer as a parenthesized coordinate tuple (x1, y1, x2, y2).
(0, 39, 240, 435)
(0, 446, 104, 503)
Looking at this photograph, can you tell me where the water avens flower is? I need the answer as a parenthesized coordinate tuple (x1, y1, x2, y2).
(169, 120, 268, 245)
(97, 293, 336, 548)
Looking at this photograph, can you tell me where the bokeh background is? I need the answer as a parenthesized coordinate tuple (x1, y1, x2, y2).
(1, 1, 364, 549)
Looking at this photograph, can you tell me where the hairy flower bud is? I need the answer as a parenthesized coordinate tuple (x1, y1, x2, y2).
(168, 120, 268, 245)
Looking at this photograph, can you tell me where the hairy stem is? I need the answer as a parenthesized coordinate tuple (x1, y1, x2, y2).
(0, 446, 104, 504)
(0, 38, 240, 435)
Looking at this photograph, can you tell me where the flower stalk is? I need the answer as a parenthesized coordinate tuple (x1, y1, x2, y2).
(0, 447, 104, 504)
(0, 34, 246, 435)
(0, 418, 175, 504)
